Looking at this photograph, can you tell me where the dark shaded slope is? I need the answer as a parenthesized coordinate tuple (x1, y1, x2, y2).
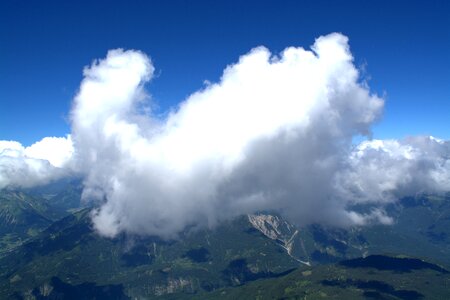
(199, 255, 450, 300)
(340, 254, 449, 273)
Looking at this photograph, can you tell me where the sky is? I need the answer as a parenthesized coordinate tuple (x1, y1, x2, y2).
(1, 1, 450, 238)
(1, 0, 449, 146)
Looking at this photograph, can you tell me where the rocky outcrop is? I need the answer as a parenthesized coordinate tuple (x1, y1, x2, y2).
(248, 213, 310, 266)
(153, 277, 194, 296)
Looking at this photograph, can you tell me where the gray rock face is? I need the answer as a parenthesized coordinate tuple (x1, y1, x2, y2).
(248, 214, 310, 265)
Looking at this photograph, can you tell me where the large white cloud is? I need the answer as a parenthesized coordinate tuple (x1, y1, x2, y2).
(1, 33, 449, 238)
(70, 33, 388, 238)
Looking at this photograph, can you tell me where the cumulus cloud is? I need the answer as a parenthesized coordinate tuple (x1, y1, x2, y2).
(338, 136, 450, 203)
(70, 33, 388, 238)
(0, 136, 73, 188)
(1, 33, 449, 238)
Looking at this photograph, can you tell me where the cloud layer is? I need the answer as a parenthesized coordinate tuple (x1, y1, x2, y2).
(339, 136, 450, 203)
(1, 33, 449, 238)
(0, 136, 73, 189)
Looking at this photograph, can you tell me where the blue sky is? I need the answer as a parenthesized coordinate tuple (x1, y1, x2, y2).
(1, 0, 449, 146)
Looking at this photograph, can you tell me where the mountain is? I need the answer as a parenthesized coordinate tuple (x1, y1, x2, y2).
(0, 180, 83, 253)
(0, 191, 449, 298)
(247, 193, 450, 267)
(0, 209, 300, 299)
(24, 179, 84, 215)
(200, 254, 450, 300)
(0, 190, 56, 252)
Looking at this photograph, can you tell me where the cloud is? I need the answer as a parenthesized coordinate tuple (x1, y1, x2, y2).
(338, 136, 450, 203)
(70, 33, 388, 238)
(0, 136, 73, 188)
(24, 136, 74, 168)
(1, 33, 449, 239)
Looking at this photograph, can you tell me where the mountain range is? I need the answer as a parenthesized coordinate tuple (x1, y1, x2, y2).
(0, 181, 449, 299)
